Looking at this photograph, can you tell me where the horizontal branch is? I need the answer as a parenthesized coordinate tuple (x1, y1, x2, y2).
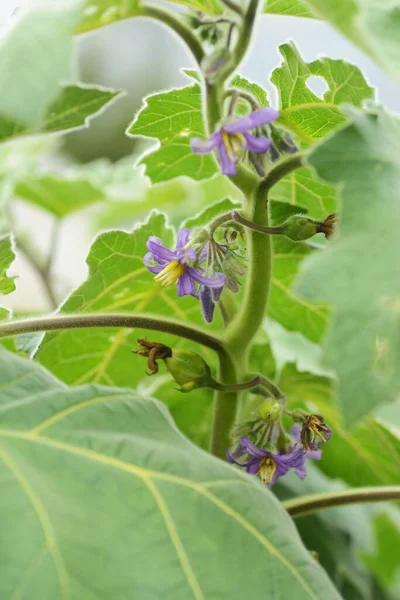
(259, 153, 305, 197)
(284, 485, 400, 518)
(0, 313, 226, 355)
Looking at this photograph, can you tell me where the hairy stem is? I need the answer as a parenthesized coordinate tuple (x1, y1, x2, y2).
(138, 3, 204, 64)
(220, 0, 244, 17)
(0, 313, 226, 356)
(284, 486, 400, 518)
(232, 211, 287, 235)
(212, 375, 263, 393)
(210, 352, 239, 457)
(259, 153, 305, 197)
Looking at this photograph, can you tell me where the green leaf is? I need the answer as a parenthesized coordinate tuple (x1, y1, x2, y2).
(0, 1, 81, 127)
(0, 347, 341, 599)
(0, 84, 122, 144)
(36, 212, 221, 388)
(0, 235, 16, 295)
(230, 74, 269, 116)
(269, 202, 330, 343)
(127, 84, 218, 184)
(297, 107, 400, 426)
(182, 197, 239, 229)
(269, 42, 373, 219)
(272, 42, 375, 144)
(264, 0, 315, 18)
(270, 166, 337, 220)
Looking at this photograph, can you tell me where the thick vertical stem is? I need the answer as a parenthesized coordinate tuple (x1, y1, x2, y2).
(224, 186, 272, 356)
(210, 352, 240, 457)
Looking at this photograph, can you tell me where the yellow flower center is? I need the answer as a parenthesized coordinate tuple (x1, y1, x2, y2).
(221, 131, 246, 161)
(154, 260, 186, 287)
(257, 455, 277, 485)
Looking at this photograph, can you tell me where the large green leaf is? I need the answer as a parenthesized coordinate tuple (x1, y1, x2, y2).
(36, 212, 221, 388)
(264, 0, 315, 18)
(0, 1, 81, 127)
(0, 347, 341, 599)
(0, 235, 15, 295)
(297, 107, 400, 426)
(127, 84, 218, 184)
(0, 84, 122, 145)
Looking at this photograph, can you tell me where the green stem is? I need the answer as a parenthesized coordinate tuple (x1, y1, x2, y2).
(259, 154, 305, 196)
(212, 374, 262, 393)
(0, 313, 226, 356)
(137, 3, 204, 64)
(224, 184, 272, 356)
(220, 0, 244, 16)
(210, 352, 239, 457)
(229, 0, 260, 77)
(232, 210, 286, 235)
(284, 486, 400, 518)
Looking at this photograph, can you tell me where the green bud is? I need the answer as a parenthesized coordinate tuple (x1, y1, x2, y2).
(282, 215, 318, 242)
(165, 350, 213, 393)
(201, 48, 234, 84)
(258, 400, 283, 421)
(290, 409, 308, 423)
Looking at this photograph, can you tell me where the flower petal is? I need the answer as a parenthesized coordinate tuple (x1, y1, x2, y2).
(177, 271, 196, 297)
(200, 286, 215, 323)
(144, 252, 164, 274)
(224, 108, 279, 135)
(244, 133, 271, 154)
(190, 133, 221, 154)
(146, 237, 175, 262)
(176, 228, 192, 251)
(186, 267, 225, 288)
(217, 142, 237, 176)
(240, 437, 268, 459)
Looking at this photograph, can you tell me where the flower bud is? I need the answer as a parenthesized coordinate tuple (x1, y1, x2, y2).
(282, 215, 318, 242)
(258, 399, 283, 422)
(164, 349, 213, 393)
(201, 48, 234, 84)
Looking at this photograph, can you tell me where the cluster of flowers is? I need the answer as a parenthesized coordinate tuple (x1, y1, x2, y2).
(228, 414, 331, 487)
(144, 226, 245, 323)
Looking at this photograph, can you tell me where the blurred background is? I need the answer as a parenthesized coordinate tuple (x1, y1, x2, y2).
(1, 0, 399, 313)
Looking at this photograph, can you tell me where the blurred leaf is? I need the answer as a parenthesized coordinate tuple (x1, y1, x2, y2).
(269, 202, 330, 343)
(0, 235, 15, 295)
(15, 176, 104, 219)
(306, 0, 400, 83)
(264, 0, 315, 18)
(36, 212, 221, 387)
(0, 347, 341, 600)
(0, 84, 122, 144)
(0, 1, 81, 127)
(264, 318, 331, 377)
(78, 0, 221, 33)
(128, 84, 218, 183)
(362, 509, 400, 595)
(297, 107, 400, 426)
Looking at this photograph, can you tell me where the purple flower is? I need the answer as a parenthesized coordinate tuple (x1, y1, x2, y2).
(144, 228, 224, 297)
(227, 432, 320, 487)
(190, 108, 279, 176)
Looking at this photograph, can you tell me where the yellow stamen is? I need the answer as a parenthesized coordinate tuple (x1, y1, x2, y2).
(257, 456, 277, 485)
(154, 260, 186, 287)
(221, 131, 246, 161)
